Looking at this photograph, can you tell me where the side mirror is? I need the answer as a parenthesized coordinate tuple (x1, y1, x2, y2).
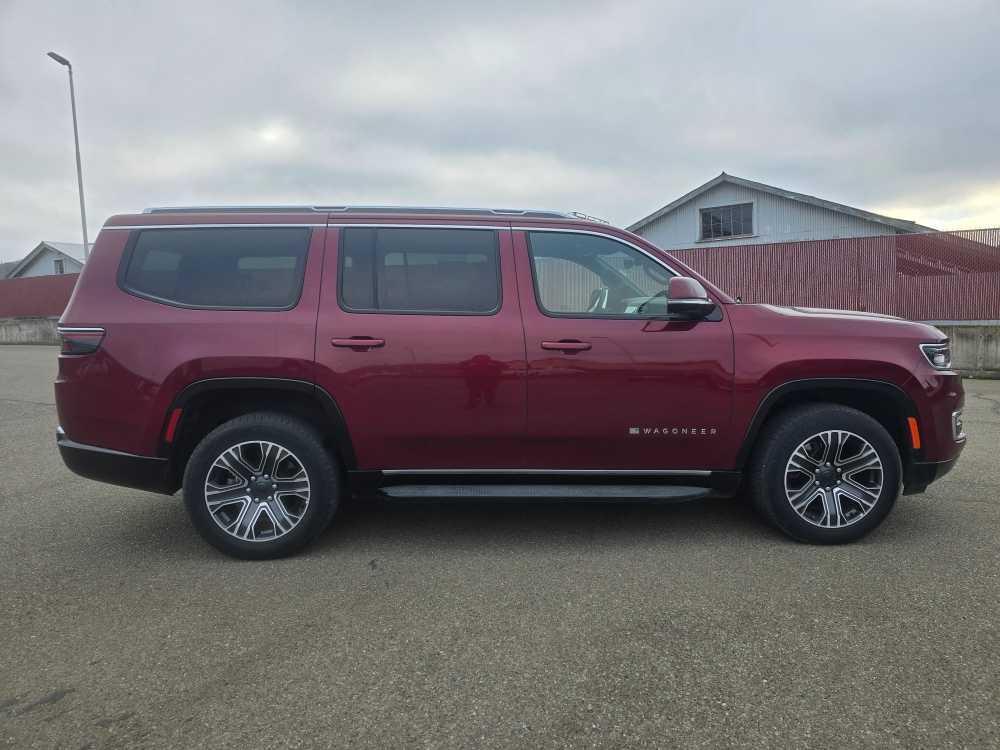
(667, 277, 716, 319)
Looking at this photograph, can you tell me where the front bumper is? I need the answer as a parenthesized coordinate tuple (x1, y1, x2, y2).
(57, 428, 177, 495)
(902, 455, 960, 495)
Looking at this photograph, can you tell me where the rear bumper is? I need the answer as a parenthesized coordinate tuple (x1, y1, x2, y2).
(902, 455, 960, 495)
(57, 427, 178, 495)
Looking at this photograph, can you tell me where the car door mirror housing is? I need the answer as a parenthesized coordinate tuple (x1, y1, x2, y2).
(667, 277, 717, 319)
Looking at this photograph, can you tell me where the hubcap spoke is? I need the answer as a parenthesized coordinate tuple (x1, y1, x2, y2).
(784, 429, 883, 529)
(788, 451, 820, 475)
(791, 487, 823, 512)
(228, 501, 262, 540)
(274, 477, 310, 495)
(265, 499, 296, 533)
(205, 485, 251, 509)
(219, 449, 256, 482)
(819, 489, 844, 527)
(205, 440, 311, 543)
(838, 480, 879, 509)
(260, 443, 288, 477)
(839, 447, 880, 475)
(820, 431, 842, 465)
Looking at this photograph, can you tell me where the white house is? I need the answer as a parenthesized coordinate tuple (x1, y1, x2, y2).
(628, 173, 932, 250)
(3, 241, 87, 279)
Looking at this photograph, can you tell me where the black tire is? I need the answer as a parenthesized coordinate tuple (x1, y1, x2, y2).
(748, 404, 901, 544)
(183, 412, 340, 559)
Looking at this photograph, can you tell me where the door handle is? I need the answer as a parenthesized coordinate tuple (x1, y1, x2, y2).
(331, 336, 385, 350)
(541, 340, 592, 352)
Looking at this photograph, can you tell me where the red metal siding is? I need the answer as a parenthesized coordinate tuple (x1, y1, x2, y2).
(670, 229, 1000, 321)
(0, 274, 79, 318)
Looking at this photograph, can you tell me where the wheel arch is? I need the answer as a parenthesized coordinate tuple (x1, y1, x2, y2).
(161, 378, 357, 485)
(736, 378, 920, 471)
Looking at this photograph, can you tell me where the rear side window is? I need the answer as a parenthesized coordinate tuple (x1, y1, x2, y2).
(339, 227, 500, 314)
(121, 227, 311, 309)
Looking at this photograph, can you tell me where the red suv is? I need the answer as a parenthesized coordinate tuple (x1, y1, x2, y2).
(56, 206, 966, 558)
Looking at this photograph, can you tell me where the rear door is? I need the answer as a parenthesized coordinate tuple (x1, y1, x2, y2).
(513, 227, 734, 471)
(314, 222, 526, 470)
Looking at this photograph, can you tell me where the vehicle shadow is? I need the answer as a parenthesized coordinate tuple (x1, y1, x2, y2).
(103, 491, 944, 563)
(310, 495, 779, 555)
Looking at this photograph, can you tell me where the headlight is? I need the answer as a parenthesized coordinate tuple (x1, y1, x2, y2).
(920, 342, 952, 370)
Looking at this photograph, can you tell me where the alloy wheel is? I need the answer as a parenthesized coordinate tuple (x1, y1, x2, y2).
(203, 440, 311, 542)
(783, 430, 884, 529)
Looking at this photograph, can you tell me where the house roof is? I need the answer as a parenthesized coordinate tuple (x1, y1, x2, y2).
(44, 242, 88, 263)
(4, 241, 88, 278)
(0, 260, 19, 278)
(627, 172, 934, 234)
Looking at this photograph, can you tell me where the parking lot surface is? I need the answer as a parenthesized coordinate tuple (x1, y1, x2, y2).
(1, 344, 998, 749)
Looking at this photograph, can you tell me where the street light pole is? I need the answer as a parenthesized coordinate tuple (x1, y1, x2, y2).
(47, 51, 89, 260)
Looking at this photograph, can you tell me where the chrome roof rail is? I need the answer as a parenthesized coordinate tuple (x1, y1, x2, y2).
(143, 205, 579, 219)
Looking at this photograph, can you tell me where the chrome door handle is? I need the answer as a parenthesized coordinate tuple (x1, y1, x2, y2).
(541, 340, 592, 352)
(331, 337, 385, 350)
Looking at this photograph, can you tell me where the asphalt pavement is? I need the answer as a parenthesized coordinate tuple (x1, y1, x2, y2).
(1, 344, 998, 749)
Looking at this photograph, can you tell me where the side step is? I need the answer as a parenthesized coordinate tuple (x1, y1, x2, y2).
(380, 484, 711, 502)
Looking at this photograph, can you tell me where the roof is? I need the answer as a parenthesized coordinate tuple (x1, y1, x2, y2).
(4, 241, 88, 279)
(628, 172, 934, 234)
(43, 242, 88, 263)
(0, 260, 18, 278)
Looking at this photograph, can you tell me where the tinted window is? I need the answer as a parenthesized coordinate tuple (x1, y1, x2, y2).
(339, 228, 500, 314)
(122, 228, 310, 309)
(528, 232, 673, 317)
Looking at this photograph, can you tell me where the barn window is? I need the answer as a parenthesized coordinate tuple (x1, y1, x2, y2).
(700, 203, 753, 240)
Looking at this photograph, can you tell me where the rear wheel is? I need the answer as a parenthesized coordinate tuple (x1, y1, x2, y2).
(749, 404, 901, 543)
(183, 412, 339, 559)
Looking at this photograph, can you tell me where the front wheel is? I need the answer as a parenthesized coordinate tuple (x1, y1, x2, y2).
(183, 412, 340, 559)
(748, 404, 902, 544)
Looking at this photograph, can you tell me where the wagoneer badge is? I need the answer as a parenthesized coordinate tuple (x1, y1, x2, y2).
(629, 426, 718, 436)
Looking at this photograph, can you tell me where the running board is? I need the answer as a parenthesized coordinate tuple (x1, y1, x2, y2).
(380, 484, 711, 502)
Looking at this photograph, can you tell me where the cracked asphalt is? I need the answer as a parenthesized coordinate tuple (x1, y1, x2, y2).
(1, 344, 998, 748)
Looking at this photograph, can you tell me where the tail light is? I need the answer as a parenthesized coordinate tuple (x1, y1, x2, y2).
(57, 326, 105, 355)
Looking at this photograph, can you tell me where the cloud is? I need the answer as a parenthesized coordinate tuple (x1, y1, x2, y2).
(0, 0, 998, 260)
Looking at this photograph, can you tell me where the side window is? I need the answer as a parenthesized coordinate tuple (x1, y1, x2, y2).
(339, 227, 500, 314)
(121, 227, 311, 309)
(700, 203, 753, 240)
(527, 232, 674, 317)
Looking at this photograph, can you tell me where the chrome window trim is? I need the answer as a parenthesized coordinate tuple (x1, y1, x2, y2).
(103, 223, 327, 230)
(329, 223, 507, 230)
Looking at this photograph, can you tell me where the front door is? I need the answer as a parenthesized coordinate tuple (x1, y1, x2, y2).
(314, 223, 526, 470)
(513, 228, 734, 471)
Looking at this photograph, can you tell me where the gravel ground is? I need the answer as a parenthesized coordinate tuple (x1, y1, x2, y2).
(1, 345, 998, 749)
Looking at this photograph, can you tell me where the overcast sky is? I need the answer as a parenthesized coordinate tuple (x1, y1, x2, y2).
(1, 0, 998, 261)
